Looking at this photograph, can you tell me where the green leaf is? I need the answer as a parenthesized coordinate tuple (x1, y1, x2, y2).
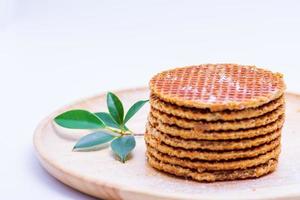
(123, 125, 130, 131)
(73, 131, 115, 151)
(94, 112, 121, 129)
(124, 100, 149, 124)
(54, 110, 105, 129)
(107, 92, 124, 125)
(111, 135, 136, 163)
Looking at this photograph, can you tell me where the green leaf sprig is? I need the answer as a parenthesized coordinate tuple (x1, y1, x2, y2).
(54, 92, 148, 163)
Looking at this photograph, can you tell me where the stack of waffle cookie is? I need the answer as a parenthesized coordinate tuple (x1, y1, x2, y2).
(145, 64, 285, 182)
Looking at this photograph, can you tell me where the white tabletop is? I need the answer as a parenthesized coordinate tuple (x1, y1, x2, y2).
(1, 0, 300, 199)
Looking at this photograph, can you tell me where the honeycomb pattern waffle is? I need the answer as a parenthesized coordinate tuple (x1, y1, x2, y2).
(150, 64, 285, 111)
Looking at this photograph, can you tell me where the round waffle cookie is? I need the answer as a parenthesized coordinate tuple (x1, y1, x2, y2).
(146, 123, 282, 151)
(146, 145, 280, 171)
(150, 105, 284, 131)
(150, 64, 285, 111)
(150, 94, 285, 121)
(148, 114, 285, 140)
(145, 132, 280, 161)
(147, 153, 278, 182)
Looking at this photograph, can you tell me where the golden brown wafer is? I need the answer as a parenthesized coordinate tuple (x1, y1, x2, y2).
(150, 105, 284, 131)
(146, 145, 280, 171)
(147, 153, 278, 182)
(145, 132, 280, 161)
(150, 64, 285, 111)
(146, 123, 281, 150)
(148, 114, 285, 140)
(150, 94, 285, 121)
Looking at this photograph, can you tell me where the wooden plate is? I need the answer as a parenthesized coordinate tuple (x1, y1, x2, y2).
(33, 88, 300, 200)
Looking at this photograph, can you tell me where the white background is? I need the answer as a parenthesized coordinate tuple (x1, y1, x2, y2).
(1, 0, 300, 199)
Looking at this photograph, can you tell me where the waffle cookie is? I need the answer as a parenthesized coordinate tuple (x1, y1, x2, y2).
(150, 106, 284, 131)
(146, 123, 281, 150)
(147, 153, 278, 182)
(148, 114, 285, 140)
(145, 132, 280, 161)
(149, 64, 285, 111)
(150, 94, 285, 121)
(146, 145, 280, 171)
(145, 64, 285, 182)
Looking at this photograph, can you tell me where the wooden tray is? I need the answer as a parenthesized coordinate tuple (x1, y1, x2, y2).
(33, 88, 300, 200)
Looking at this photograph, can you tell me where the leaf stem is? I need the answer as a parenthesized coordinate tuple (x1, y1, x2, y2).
(103, 127, 122, 136)
(132, 133, 144, 136)
(121, 132, 144, 136)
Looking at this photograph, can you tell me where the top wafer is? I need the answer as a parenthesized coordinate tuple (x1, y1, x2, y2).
(150, 64, 285, 111)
